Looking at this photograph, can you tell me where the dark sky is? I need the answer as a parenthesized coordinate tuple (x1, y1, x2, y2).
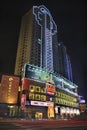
(0, 0, 87, 99)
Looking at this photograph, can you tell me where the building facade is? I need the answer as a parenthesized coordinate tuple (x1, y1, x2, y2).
(13, 5, 80, 119)
(56, 43, 73, 81)
(14, 5, 57, 75)
(21, 64, 79, 119)
(14, 5, 73, 81)
(0, 74, 20, 117)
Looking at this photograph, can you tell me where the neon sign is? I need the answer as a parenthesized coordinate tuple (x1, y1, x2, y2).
(46, 82, 55, 95)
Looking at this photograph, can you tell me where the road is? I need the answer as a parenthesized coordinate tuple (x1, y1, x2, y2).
(0, 119, 87, 130)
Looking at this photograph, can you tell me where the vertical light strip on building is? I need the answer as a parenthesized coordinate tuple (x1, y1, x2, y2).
(33, 6, 43, 68)
(33, 5, 57, 72)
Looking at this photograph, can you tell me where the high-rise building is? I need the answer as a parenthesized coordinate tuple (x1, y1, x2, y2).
(54, 42, 73, 81)
(13, 5, 79, 119)
(14, 5, 73, 81)
(14, 5, 57, 75)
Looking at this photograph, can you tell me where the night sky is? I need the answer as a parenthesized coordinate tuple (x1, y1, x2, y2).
(0, 0, 87, 100)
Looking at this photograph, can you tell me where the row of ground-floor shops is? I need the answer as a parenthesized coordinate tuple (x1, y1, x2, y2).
(19, 106, 80, 119)
(0, 103, 80, 119)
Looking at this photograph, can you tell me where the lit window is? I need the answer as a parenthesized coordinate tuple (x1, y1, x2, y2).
(35, 94, 40, 100)
(35, 86, 40, 92)
(29, 85, 35, 92)
(41, 87, 46, 93)
(29, 93, 34, 100)
(41, 95, 46, 101)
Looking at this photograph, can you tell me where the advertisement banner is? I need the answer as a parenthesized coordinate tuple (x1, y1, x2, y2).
(46, 82, 55, 96)
(31, 101, 54, 107)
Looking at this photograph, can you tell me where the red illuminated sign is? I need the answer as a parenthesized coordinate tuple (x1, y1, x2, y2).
(46, 83, 55, 95)
(22, 78, 30, 90)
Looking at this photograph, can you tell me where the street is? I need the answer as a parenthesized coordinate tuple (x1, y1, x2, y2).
(0, 119, 87, 130)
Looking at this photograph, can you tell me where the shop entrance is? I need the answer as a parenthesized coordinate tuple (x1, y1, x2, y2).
(47, 107, 54, 119)
(35, 112, 43, 119)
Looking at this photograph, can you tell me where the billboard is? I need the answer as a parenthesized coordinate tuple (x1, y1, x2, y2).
(46, 82, 55, 96)
(22, 64, 78, 96)
(0, 75, 20, 104)
(23, 64, 51, 82)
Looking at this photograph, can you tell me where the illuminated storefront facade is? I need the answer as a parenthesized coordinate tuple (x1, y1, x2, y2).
(21, 77, 55, 119)
(0, 66, 80, 119)
(55, 89, 80, 119)
(20, 64, 80, 119)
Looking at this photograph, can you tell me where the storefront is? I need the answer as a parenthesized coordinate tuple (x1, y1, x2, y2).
(20, 100, 54, 119)
(55, 105, 80, 119)
(0, 104, 19, 118)
(26, 106, 47, 119)
(21, 64, 80, 120)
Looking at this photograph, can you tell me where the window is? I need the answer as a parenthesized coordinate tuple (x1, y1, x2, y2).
(41, 87, 46, 93)
(35, 94, 40, 100)
(58, 92, 60, 97)
(41, 95, 46, 101)
(29, 93, 34, 100)
(35, 86, 40, 93)
(29, 85, 35, 92)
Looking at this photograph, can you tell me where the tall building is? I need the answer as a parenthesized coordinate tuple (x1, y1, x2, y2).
(14, 5, 73, 81)
(14, 5, 57, 75)
(54, 42, 73, 81)
(12, 5, 79, 119)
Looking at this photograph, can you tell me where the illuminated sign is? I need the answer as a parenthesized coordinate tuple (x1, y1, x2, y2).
(48, 107, 54, 118)
(22, 78, 30, 90)
(31, 101, 54, 107)
(79, 96, 85, 103)
(23, 64, 50, 82)
(79, 100, 85, 103)
(46, 82, 55, 95)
